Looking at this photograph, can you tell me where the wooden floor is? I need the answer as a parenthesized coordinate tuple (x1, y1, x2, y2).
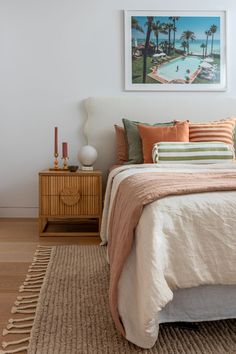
(0, 218, 100, 348)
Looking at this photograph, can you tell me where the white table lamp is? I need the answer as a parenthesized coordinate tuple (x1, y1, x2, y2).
(78, 145, 98, 170)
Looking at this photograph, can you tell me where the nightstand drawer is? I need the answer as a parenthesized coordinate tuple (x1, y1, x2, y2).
(41, 176, 99, 196)
(41, 195, 100, 216)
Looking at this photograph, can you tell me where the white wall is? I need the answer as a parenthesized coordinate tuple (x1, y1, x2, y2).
(0, 0, 236, 217)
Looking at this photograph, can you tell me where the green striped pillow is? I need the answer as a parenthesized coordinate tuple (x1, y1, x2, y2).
(152, 142, 235, 164)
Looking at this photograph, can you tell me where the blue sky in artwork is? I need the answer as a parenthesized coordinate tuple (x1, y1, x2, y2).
(132, 16, 220, 41)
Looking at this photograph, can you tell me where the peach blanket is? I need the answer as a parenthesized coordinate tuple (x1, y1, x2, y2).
(108, 171, 236, 336)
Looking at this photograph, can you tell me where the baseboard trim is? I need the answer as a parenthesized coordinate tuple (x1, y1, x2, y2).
(0, 207, 38, 218)
(0, 217, 38, 222)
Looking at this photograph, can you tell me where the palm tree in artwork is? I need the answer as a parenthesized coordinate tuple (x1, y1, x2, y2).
(180, 30, 196, 54)
(131, 18, 144, 57)
(132, 17, 144, 33)
(159, 40, 168, 54)
(169, 16, 180, 51)
(143, 16, 154, 83)
(165, 22, 175, 55)
(200, 43, 206, 58)
(152, 21, 167, 52)
(210, 24, 217, 56)
(171, 26, 177, 53)
(205, 30, 211, 57)
(181, 41, 188, 54)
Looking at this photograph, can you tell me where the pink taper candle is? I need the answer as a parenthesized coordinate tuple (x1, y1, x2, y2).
(54, 127, 58, 155)
(62, 142, 68, 158)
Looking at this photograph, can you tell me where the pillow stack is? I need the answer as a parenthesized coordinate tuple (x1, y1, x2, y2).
(114, 117, 236, 165)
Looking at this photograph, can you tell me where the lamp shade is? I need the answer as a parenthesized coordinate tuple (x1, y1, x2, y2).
(78, 145, 98, 167)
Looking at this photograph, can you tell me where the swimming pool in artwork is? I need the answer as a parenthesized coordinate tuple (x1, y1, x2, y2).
(157, 56, 202, 82)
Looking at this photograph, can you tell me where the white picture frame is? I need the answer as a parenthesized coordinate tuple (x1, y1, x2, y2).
(124, 10, 227, 91)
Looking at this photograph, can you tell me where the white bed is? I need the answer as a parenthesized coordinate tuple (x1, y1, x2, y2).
(84, 96, 236, 348)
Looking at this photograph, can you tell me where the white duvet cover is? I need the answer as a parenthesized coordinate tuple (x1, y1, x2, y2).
(101, 163, 236, 348)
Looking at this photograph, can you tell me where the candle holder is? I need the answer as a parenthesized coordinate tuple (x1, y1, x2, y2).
(49, 153, 61, 170)
(62, 157, 69, 170)
(53, 153, 59, 169)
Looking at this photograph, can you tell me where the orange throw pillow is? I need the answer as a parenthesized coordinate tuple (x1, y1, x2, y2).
(114, 125, 128, 164)
(138, 121, 189, 163)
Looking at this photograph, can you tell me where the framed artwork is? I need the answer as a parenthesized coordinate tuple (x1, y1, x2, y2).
(124, 10, 227, 91)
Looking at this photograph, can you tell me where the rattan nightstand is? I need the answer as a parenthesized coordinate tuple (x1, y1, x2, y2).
(39, 170, 102, 237)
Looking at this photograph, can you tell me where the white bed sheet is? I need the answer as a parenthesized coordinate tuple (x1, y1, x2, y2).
(158, 284, 236, 323)
(101, 163, 236, 348)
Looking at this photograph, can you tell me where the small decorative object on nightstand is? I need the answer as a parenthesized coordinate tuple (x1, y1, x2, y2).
(62, 142, 69, 170)
(53, 126, 59, 170)
(78, 145, 98, 170)
(39, 169, 102, 237)
(50, 127, 69, 171)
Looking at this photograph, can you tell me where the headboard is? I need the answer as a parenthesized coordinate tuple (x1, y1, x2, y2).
(84, 96, 236, 178)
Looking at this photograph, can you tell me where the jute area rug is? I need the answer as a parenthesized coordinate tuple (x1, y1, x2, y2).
(1, 245, 236, 354)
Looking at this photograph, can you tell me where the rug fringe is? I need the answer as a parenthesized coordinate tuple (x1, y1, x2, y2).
(0, 345, 29, 354)
(25, 273, 45, 279)
(11, 309, 36, 314)
(16, 295, 39, 300)
(28, 269, 47, 273)
(1, 245, 53, 354)
(37, 245, 52, 248)
(15, 299, 38, 306)
(14, 302, 37, 308)
(25, 276, 44, 281)
(3, 329, 31, 336)
(19, 289, 40, 293)
(20, 284, 42, 290)
(12, 304, 37, 312)
(2, 337, 30, 349)
(8, 317, 35, 323)
(7, 323, 33, 330)
(34, 253, 51, 257)
(28, 266, 48, 270)
(23, 280, 43, 285)
(32, 262, 49, 266)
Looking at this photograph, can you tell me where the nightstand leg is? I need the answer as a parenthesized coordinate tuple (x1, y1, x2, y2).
(39, 217, 47, 235)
